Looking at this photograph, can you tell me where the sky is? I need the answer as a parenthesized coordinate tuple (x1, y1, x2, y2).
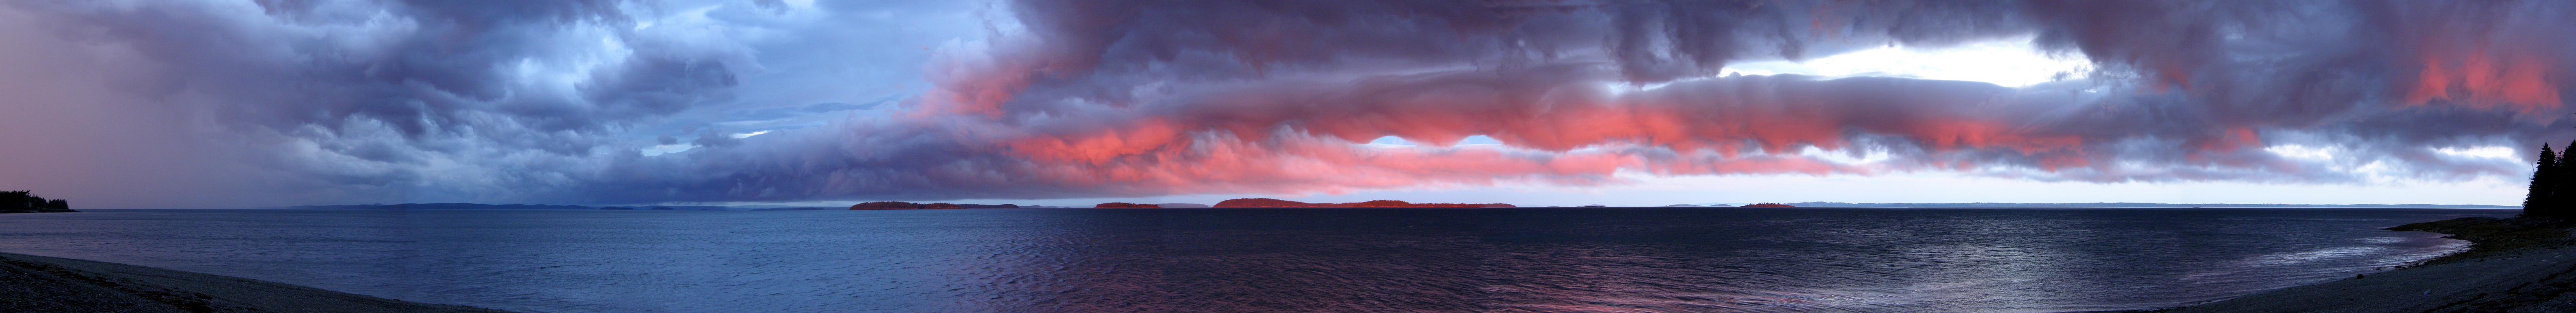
(0, 0, 2568, 209)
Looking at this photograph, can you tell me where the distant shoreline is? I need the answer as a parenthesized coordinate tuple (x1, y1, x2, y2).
(0, 251, 512, 313)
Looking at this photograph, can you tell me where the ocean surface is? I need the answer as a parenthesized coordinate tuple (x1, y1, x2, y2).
(0, 207, 2508, 313)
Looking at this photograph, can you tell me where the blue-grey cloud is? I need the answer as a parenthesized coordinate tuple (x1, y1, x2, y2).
(0, 0, 2568, 207)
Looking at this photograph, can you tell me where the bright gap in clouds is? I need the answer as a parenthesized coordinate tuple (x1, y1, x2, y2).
(2434, 146, 2518, 160)
(1368, 135, 1506, 147)
(641, 144, 692, 156)
(1799, 146, 1892, 165)
(2271, 144, 2520, 161)
(1367, 136, 1412, 146)
(642, 130, 775, 156)
(1724, 36, 2090, 87)
(2265, 145, 2336, 160)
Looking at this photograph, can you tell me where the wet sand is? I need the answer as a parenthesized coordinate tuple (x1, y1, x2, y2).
(0, 251, 509, 313)
(2166, 218, 2576, 313)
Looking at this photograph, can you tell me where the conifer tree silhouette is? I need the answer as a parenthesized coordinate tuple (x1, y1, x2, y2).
(2552, 138, 2576, 218)
(2529, 144, 2558, 218)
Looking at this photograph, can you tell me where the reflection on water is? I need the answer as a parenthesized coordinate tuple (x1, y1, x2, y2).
(0, 207, 2505, 312)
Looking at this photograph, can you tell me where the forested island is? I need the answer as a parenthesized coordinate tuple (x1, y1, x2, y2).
(847, 202, 1019, 210)
(0, 191, 74, 213)
(1211, 198, 1515, 208)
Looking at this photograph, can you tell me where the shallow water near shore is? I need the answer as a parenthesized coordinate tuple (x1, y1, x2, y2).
(0, 207, 2510, 312)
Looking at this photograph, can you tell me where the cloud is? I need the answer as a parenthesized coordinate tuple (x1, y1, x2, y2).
(0, 0, 963, 206)
(0, 0, 2569, 207)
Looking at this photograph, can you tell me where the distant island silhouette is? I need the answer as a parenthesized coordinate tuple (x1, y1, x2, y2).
(1662, 204, 1734, 207)
(848, 202, 1019, 210)
(1741, 203, 1797, 208)
(1, 191, 75, 214)
(1081, 199, 1517, 208)
(1211, 198, 1515, 208)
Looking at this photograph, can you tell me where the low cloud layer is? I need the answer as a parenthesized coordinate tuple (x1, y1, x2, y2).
(0, 0, 2568, 207)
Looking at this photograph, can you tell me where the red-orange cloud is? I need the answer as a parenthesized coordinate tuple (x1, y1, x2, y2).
(586, 0, 2576, 203)
(2406, 50, 2562, 112)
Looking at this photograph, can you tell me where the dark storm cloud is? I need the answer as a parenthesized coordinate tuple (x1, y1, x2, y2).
(0, 0, 2568, 206)
(0, 0, 759, 206)
(29, 0, 701, 137)
(635, 0, 2571, 203)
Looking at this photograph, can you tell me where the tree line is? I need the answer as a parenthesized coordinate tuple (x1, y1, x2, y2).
(2524, 143, 2576, 218)
(0, 191, 72, 213)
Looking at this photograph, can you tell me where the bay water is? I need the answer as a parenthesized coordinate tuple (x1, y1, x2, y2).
(0, 207, 2506, 312)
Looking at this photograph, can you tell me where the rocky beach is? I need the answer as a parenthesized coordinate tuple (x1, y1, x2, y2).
(0, 252, 506, 313)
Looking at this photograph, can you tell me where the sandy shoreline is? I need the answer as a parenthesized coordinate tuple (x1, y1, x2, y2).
(0, 251, 509, 313)
(2162, 245, 2576, 312)
(2160, 218, 2576, 313)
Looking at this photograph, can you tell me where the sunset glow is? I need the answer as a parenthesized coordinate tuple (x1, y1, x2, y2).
(0, 0, 2568, 208)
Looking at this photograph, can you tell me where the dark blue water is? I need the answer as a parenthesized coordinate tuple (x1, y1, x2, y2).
(0, 207, 2507, 312)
